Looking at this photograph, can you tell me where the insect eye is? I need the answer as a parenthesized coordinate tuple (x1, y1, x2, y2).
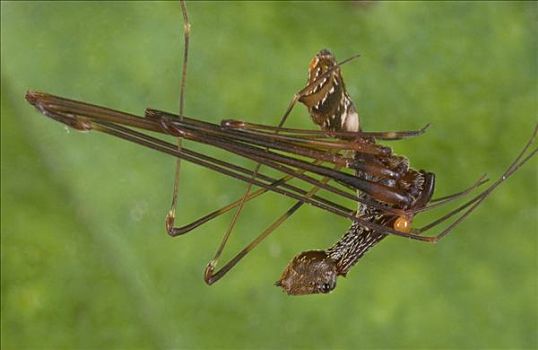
(320, 283, 333, 293)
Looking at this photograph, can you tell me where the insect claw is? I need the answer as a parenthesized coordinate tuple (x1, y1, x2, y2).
(165, 209, 176, 236)
(25, 90, 52, 116)
(204, 261, 217, 285)
(26, 90, 93, 132)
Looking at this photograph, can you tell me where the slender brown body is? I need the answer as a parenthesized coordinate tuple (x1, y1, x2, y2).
(277, 50, 435, 295)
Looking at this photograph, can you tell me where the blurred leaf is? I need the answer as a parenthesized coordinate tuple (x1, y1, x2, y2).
(1, 2, 536, 349)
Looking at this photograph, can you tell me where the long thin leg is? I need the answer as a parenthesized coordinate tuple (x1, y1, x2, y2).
(88, 120, 358, 219)
(151, 109, 395, 160)
(223, 119, 431, 141)
(26, 90, 410, 217)
(204, 167, 340, 284)
(29, 88, 536, 243)
(166, 171, 488, 236)
(170, 161, 322, 235)
(165, 51, 363, 240)
(36, 88, 509, 224)
(95, 115, 534, 243)
(202, 109, 297, 281)
(152, 109, 534, 221)
(166, 0, 191, 235)
(202, 54, 362, 278)
(414, 125, 537, 242)
(379, 125, 538, 242)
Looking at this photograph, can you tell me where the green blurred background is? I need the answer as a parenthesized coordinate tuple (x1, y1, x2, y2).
(2, 1, 536, 349)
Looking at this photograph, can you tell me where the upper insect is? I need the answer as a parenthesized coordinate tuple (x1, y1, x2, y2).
(299, 49, 360, 133)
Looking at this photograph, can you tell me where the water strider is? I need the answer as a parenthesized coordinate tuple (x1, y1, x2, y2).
(26, 2, 537, 295)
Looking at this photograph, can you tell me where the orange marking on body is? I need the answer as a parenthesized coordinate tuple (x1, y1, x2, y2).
(394, 216, 412, 233)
